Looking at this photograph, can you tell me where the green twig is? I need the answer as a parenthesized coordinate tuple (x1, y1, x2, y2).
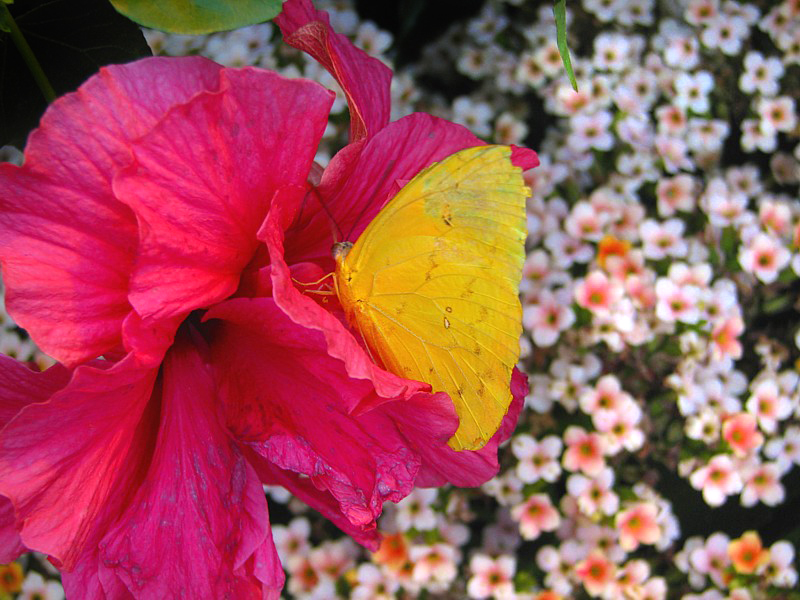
(1, 3, 56, 103)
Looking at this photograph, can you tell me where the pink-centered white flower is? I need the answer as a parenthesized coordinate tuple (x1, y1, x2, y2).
(409, 543, 459, 593)
(655, 104, 688, 135)
(565, 201, 608, 241)
(656, 174, 696, 217)
(536, 543, 581, 597)
(467, 554, 516, 600)
(663, 33, 700, 69)
(511, 434, 563, 483)
(351, 563, 398, 600)
(562, 426, 607, 476)
(701, 14, 749, 55)
(272, 517, 312, 563)
(721, 413, 764, 457)
(738, 232, 791, 284)
(740, 51, 784, 96)
(764, 425, 800, 473)
(286, 554, 337, 599)
(655, 134, 695, 173)
(640, 218, 688, 260)
(685, 0, 719, 26)
(740, 117, 778, 153)
(740, 461, 785, 507)
(702, 178, 750, 228)
(483, 471, 525, 507)
(567, 111, 615, 153)
(615, 502, 662, 552)
(673, 71, 714, 113)
(758, 197, 792, 237)
(594, 400, 645, 454)
(655, 278, 702, 324)
(395, 488, 440, 532)
(574, 271, 623, 315)
(757, 96, 798, 134)
(746, 379, 793, 433)
(575, 552, 617, 597)
(763, 540, 798, 587)
(689, 454, 743, 506)
(510, 494, 561, 540)
(579, 374, 629, 418)
(593, 32, 633, 71)
(686, 118, 730, 154)
(523, 288, 576, 347)
(690, 532, 732, 588)
(566, 467, 619, 517)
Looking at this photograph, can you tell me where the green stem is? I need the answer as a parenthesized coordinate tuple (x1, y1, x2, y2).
(1, 3, 56, 103)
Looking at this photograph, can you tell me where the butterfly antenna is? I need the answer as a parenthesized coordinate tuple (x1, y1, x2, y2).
(344, 159, 397, 242)
(312, 187, 344, 244)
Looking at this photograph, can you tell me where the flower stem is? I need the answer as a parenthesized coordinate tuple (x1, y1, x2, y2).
(0, 3, 56, 103)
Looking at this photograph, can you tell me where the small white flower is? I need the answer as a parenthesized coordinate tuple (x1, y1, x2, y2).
(673, 71, 715, 113)
(593, 32, 633, 72)
(757, 96, 798, 134)
(568, 110, 615, 152)
(452, 96, 494, 137)
(738, 232, 791, 284)
(740, 118, 778, 153)
(700, 14, 749, 55)
(739, 51, 784, 96)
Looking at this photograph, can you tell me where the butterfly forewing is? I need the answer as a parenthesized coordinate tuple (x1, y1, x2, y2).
(337, 145, 529, 451)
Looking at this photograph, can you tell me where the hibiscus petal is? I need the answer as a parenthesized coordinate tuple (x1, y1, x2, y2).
(0, 356, 71, 562)
(94, 333, 282, 598)
(0, 498, 25, 563)
(0, 355, 71, 427)
(0, 355, 159, 569)
(286, 113, 485, 265)
(412, 369, 526, 488)
(114, 69, 333, 322)
(276, 0, 391, 141)
(259, 192, 429, 401)
(510, 145, 540, 171)
(0, 57, 222, 365)
(248, 450, 381, 551)
(204, 297, 422, 527)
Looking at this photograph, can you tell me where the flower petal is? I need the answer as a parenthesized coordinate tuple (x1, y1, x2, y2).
(92, 333, 282, 598)
(259, 191, 429, 402)
(0, 498, 25, 563)
(276, 0, 391, 141)
(204, 297, 423, 527)
(287, 113, 485, 266)
(249, 451, 381, 550)
(413, 369, 526, 487)
(0, 357, 71, 563)
(0, 355, 159, 569)
(114, 69, 333, 322)
(0, 57, 223, 365)
(0, 355, 71, 427)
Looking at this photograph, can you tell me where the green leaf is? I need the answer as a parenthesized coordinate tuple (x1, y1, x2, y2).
(0, 0, 151, 147)
(552, 0, 577, 91)
(109, 0, 283, 35)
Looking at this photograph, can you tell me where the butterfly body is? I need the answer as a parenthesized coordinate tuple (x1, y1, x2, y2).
(333, 145, 530, 451)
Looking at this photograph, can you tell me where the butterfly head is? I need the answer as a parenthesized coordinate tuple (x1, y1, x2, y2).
(331, 241, 354, 263)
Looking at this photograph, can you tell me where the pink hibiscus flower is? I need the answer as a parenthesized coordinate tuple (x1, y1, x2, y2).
(0, 1, 534, 597)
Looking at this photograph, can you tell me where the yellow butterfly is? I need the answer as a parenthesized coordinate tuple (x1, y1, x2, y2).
(333, 145, 530, 451)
